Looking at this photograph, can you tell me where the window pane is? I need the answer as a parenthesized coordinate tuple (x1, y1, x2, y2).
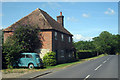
(69, 36, 71, 42)
(61, 34, 64, 41)
(55, 32, 57, 40)
(26, 54, 32, 58)
(61, 50, 64, 58)
(36, 55, 40, 58)
(21, 54, 25, 58)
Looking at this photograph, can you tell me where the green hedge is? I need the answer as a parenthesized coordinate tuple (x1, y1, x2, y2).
(78, 50, 92, 52)
(77, 50, 97, 59)
(43, 51, 56, 66)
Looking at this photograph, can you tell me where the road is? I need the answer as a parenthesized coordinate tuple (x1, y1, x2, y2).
(35, 55, 119, 80)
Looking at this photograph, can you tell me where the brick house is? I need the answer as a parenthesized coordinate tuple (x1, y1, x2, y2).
(3, 8, 76, 63)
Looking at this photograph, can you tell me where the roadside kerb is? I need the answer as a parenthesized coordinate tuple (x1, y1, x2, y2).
(18, 68, 62, 79)
(2, 54, 106, 79)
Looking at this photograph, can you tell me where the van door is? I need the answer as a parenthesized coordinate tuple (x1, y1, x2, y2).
(26, 54, 33, 67)
(19, 54, 26, 67)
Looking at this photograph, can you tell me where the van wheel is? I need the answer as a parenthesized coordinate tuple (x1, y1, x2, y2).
(28, 64, 34, 69)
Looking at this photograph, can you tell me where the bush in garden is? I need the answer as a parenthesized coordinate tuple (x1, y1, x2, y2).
(43, 51, 56, 66)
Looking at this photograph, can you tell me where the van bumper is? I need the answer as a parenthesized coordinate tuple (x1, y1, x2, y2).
(37, 63, 43, 67)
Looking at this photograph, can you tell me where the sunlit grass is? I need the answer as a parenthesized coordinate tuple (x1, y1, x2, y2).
(46, 54, 106, 69)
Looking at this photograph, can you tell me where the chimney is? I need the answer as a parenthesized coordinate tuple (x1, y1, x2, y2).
(57, 12, 64, 27)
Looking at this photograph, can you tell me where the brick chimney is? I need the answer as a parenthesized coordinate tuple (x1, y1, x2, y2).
(57, 12, 64, 27)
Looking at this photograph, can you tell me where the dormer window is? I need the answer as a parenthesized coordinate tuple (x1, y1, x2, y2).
(55, 32, 57, 40)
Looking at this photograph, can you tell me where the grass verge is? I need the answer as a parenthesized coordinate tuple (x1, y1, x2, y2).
(2, 54, 106, 74)
(46, 54, 106, 69)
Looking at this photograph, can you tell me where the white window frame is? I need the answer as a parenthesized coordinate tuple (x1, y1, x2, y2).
(69, 36, 71, 42)
(55, 32, 57, 40)
(61, 50, 64, 58)
(68, 53, 71, 57)
(61, 34, 64, 41)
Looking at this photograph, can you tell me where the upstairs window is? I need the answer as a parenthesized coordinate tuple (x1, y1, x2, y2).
(55, 32, 57, 40)
(61, 34, 64, 41)
(69, 36, 71, 42)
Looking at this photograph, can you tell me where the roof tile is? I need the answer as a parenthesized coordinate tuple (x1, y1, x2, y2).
(3, 8, 72, 36)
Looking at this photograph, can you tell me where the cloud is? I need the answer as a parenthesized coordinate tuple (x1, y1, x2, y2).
(67, 17, 78, 22)
(73, 34, 93, 42)
(104, 8, 115, 15)
(0, 26, 3, 29)
(82, 13, 89, 18)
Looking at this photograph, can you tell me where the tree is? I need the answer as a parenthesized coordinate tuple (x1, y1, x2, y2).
(93, 31, 118, 55)
(115, 34, 120, 54)
(0, 29, 3, 45)
(2, 25, 42, 68)
(12, 25, 42, 52)
(74, 41, 94, 51)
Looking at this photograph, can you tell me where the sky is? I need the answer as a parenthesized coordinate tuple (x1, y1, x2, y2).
(0, 2, 119, 42)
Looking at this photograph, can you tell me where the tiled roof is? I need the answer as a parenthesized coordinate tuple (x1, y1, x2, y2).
(3, 8, 72, 36)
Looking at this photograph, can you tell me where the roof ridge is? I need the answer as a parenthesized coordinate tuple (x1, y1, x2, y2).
(35, 8, 72, 35)
(3, 8, 73, 35)
(3, 8, 38, 31)
(38, 9, 53, 29)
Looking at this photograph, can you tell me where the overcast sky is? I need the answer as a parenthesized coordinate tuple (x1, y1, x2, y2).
(0, 1, 119, 42)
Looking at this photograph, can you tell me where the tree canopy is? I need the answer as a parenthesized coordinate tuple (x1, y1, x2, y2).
(2, 25, 42, 68)
(73, 41, 94, 51)
(74, 31, 119, 55)
(93, 31, 118, 54)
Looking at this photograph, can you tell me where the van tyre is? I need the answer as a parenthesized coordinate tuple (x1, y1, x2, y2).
(28, 64, 34, 69)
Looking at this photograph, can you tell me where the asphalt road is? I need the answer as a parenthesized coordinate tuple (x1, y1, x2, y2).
(36, 55, 119, 80)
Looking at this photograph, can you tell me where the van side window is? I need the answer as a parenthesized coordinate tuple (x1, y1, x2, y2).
(26, 54, 32, 58)
(21, 54, 25, 58)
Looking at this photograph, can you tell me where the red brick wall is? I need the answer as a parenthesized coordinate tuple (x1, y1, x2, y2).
(3, 30, 74, 63)
(4, 31, 13, 43)
(4, 31, 53, 51)
(40, 31, 52, 51)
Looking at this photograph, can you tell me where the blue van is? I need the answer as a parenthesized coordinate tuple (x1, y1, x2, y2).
(18, 53, 43, 69)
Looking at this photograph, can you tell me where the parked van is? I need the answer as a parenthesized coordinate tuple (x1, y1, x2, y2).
(18, 53, 43, 69)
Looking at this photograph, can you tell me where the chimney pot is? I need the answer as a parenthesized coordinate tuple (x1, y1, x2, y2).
(60, 12, 62, 16)
(57, 12, 64, 27)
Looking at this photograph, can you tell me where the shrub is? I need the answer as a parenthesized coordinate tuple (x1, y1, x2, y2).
(43, 51, 56, 66)
(75, 52, 79, 60)
(2, 42, 23, 69)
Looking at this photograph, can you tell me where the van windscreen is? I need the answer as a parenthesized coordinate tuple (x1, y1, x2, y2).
(36, 55, 40, 58)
